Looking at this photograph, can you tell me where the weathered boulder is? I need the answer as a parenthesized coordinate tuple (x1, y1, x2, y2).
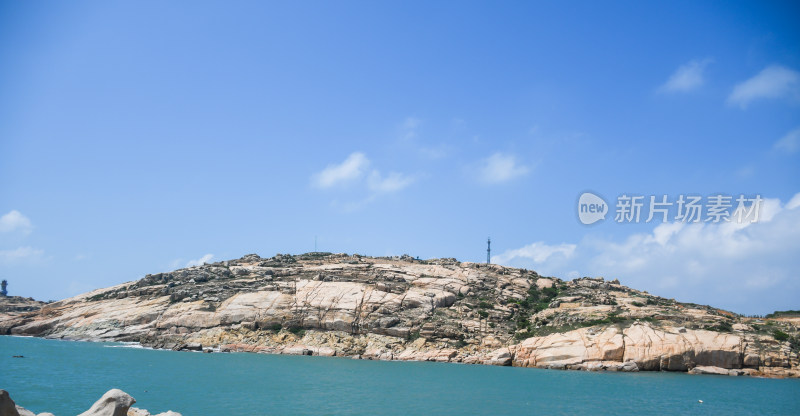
(485, 349, 512, 366)
(182, 343, 202, 351)
(621, 360, 639, 372)
(78, 389, 136, 416)
(688, 366, 733, 376)
(743, 353, 760, 368)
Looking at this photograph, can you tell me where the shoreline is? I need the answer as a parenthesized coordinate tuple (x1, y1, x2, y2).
(7, 333, 797, 380)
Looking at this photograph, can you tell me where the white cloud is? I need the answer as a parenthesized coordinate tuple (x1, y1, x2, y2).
(312, 152, 370, 188)
(0, 210, 32, 234)
(728, 65, 800, 108)
(186, 254, 214, 267)
(401, 117, 421, 140)
(419, 144, 450, 160)
(0, 246, 44, 264)
(479, 152, 529, 184)
(167, 258, 183, 270)
(313, 151, 416, 210)
(774, 127, 800, 154)
(787, 193, 800, 210)
(492, 242, 576, 265)
(736, 165, 755, 178)
(397, 117, 450, 159)
(367, 170, 415, 193)
(659, 59, 712, 93)
(494, 193, 800, 315)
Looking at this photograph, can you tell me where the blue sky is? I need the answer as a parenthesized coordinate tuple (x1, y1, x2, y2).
(1, 1, 799, 315)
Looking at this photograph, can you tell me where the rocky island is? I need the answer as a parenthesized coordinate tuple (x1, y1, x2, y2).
(1, 253, 798, 378)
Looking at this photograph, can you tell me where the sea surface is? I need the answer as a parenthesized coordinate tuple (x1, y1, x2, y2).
(1, 336, 799, 415)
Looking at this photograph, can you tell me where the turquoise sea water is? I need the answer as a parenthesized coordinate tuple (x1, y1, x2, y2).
(1, 336, 799, 415)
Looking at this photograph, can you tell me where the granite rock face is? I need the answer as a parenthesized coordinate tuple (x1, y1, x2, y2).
(509, 323, 752, 372)
(1, 253, 798, 378)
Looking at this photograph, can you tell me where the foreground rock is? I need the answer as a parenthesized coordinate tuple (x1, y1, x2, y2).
(77, 389, 135, 416)
(1, 253, 798, 378)
(0, 389, 180, 416)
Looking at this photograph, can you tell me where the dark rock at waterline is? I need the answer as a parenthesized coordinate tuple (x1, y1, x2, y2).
(1, 390, 18, 416)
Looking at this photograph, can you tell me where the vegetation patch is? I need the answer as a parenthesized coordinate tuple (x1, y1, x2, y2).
(514, 286, 560, 313)
(578, 313, 626, 327)
(707, 321, 733, 332)
(773, 330, 790, 342)
(766, 310, 800, 318)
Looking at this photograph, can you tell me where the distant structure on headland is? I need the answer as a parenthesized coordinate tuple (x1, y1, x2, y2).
(1, 279, 7, 296)
(486, 237, 491, 264)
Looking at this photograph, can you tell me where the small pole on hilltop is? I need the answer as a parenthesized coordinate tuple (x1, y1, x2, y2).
(487, 237, 491, 264)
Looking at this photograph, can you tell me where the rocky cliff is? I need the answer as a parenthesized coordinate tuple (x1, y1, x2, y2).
(1, 253, 798, 378)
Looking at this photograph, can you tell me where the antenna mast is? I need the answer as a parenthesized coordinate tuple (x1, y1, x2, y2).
(486, 237, 491, 264)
